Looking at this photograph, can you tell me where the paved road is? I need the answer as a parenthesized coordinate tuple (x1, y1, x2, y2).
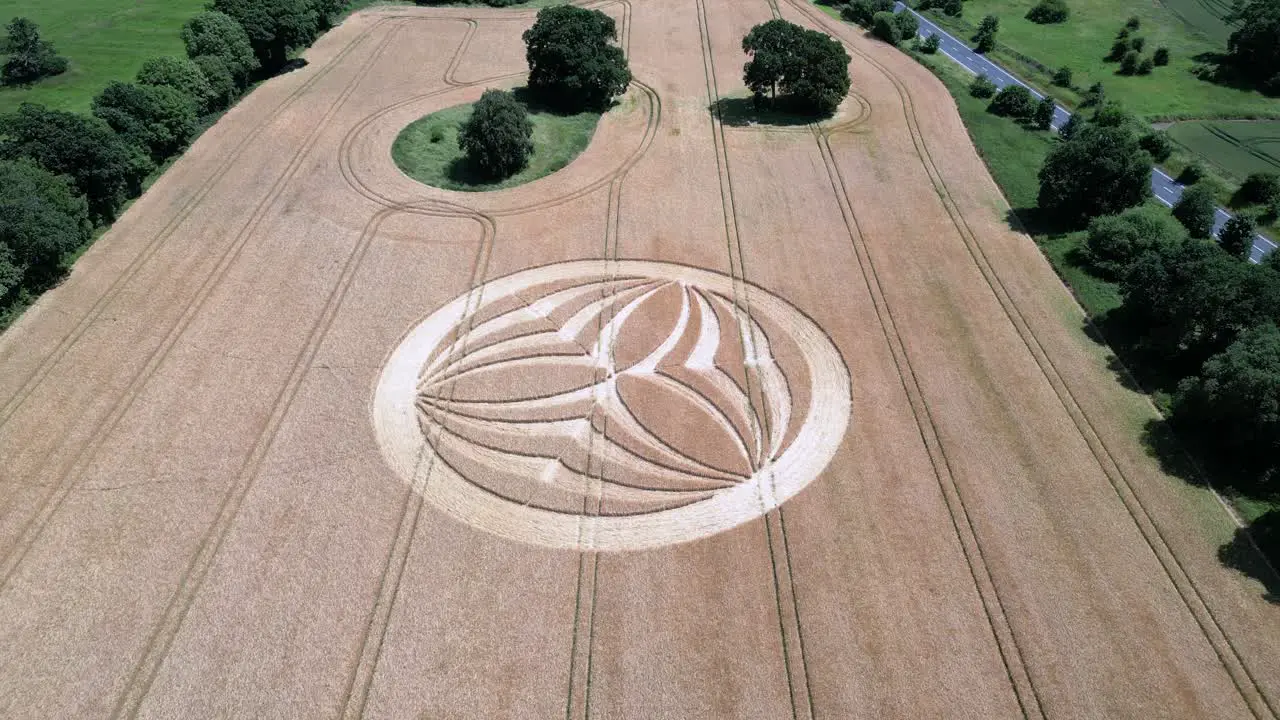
(894, 2, 1278, 262)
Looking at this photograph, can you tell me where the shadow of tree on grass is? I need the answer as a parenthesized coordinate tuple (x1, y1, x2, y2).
(1220, 510, 1280, 604)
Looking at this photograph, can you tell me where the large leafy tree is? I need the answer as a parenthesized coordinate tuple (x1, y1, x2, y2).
(92, 82, 199, 162)
(1085, 203, 1186, 278)
(210, 0, 317, 72)
(1219, 213, 1257, 260)
(1, 17, 68, 86)
(1225, 0, 1280, 93)
(182, 11, 260, 87)
(0, 159, 91, 293)
(458, 89, 534, 180)
(1120, 238, 1280, 373)
(1037, 123, 1151, 224)
(137, 56, 216, 114)
(742, 19, 850, 116)
(0, 104, 152, 222)
(1173, 323, 1280, 490)
(523, 6, 631, 111)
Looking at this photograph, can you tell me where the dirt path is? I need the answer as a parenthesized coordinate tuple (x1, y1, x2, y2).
(0, 1, 1275, 718)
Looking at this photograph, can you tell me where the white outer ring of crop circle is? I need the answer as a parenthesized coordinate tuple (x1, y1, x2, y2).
(372, 260, 851, 551)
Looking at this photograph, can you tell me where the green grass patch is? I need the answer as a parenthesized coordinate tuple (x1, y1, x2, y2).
(920, 0, 1278, 120)
(392, 93, 602, 192)
(1166, 119, 1280, 180)
(0, 0, 208, 115)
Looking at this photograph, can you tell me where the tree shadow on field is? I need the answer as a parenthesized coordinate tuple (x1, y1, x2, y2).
(1220, 510, 1280, 604)
(711, 97, 821, 128)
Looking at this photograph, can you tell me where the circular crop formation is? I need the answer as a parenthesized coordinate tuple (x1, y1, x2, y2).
(391, 90, 605, 193)
(373, 260, 852, 551)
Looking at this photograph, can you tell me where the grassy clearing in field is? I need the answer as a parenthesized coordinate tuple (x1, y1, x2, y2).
(0, 0, 207, 115)
(920, 0, 1278, 120)
(1167, 120, 1280, 180)
(392, 94, 602, 192)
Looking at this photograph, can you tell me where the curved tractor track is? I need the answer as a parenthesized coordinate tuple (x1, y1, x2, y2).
(0, 1, 1276, 718)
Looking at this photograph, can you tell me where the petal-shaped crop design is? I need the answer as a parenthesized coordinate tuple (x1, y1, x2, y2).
(373, 260, 851, 551)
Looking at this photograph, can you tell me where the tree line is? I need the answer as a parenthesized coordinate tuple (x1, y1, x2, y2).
(0, 0, 348, 325)
(1031, 101, 1280, 514)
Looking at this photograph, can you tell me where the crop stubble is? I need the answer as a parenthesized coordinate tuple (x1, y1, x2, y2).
(0, 0, 1276, 718)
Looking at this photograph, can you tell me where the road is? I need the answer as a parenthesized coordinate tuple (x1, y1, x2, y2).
(894, 2, 1278, 262)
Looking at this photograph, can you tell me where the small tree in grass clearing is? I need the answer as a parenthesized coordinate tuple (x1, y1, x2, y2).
(742, 19, 851, 116)
(458, 89, 533, 180)
(524, 6, 631, 112)
(2, 17, 68, 86)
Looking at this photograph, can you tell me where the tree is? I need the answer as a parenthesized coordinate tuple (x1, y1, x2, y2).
(192, 54, 236, 109)
(1038, 124, 1152, 224)
(210, 0, 318, 72)
(1090, 102, 1133, 128)
(988, 85, 1036, 120)
(92, 82, 199, 162)
(1173, 183, 1217, 239)
(1139, 131, 1172, 162)
(2, 17, 68, 86)
(1239, 172, 1280, 206)
(1121, 239, 1280, 374)
(1220, 213, 1257, 260)
(1153, 47, 1170, 66)
(919, 34, 941, 54)
(893, 10, 919, 42)
(969, 74, 997, 98)
(1172, 323, 1280, 488)
(0, 104, 152, 222)
(1058, 112, 1083, 139)
(1085, 203, 1186, 277)
(917, 0, 963, 16)
(842, 0, 894, 27)
(524, 6, 631, 111)
(458, 90, 533, 180)
(182, 11, 259, 87)
(1120, 50, 1140, 75)
(1052, 65, 1073, 87)
(1130, 36, 1146, 53)
(1138, 57, 1154, 75)
(1081, 81, 1105, 107)
(0, 159, 91, 291)
(1125, 16, 1141, 30)
(1108, 39, 1130, 62)
(871, 12, 902, 45)
(1179, 161, 1205, 184)
(741, 19, 850, 116)
(137, 56, 216, 114)
(1224, 0, 1280, 92)
(1026, 0, 1069, 24)
(973, 15, 998, 53)
(1034, 94, 1056, 130)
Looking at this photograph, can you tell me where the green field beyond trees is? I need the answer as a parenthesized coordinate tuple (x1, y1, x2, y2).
(1167, 120, 1280, 182)
(919, 0, 1278, 120)
(0, 0, 207, 115)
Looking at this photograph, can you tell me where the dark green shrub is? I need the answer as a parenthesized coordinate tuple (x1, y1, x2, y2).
(988, 85, 1036, 120)
(1139, 131, 1172, 162)
(1153, 46, 1170, 65)
(1086, 204, 1187, 277)
(872, 12, 902, 45)
(1120, 51, 1140, 75)
(1026, 0, 1069, 24)
(458, 89, 532, 179)
(1, 17, 67, 86)
(1173, 183, 1218, 238)
(1052, 66, 1072, 87)
(970, 74, 998, 98)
